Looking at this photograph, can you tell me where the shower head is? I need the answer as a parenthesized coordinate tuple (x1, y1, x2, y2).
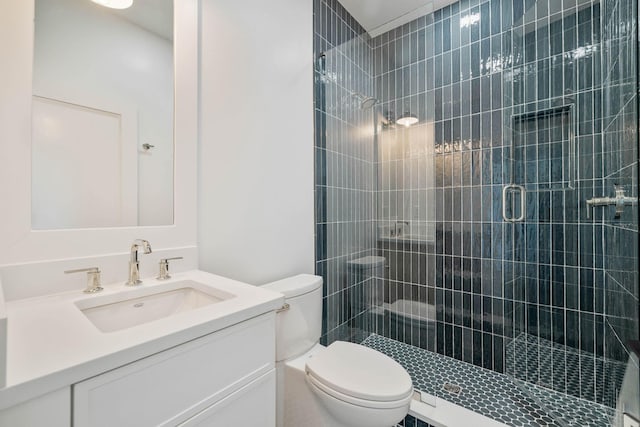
(351, 92, 377, 110)
(359, 96, 378, 110)
(341, 91, 378, 111)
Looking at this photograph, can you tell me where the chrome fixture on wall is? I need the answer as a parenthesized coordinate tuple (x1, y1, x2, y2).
(343, 91, 377, 110)
(586, 185, 638, 219)
(355, 93, 377, 110)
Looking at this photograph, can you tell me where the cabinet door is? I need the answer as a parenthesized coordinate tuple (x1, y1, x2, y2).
(74, 313, 275, 427)
(0, 387, 70, 427)
(180, 369, 275, 427)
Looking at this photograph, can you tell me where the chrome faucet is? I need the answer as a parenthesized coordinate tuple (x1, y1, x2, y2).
(586, 185, 638, 219)
(125, 239, 152, 286)
(613, 185, 637, 218)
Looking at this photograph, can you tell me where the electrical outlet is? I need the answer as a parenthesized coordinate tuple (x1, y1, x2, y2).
(624, 413, 640, 427)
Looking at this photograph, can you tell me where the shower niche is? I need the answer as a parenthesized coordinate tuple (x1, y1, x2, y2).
(511, 105, 576, 192)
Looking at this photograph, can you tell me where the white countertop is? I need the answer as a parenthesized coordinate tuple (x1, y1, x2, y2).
(0, 270, 284, 410)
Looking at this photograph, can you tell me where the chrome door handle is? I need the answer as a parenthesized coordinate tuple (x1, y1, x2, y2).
(502, 185, 526, 222)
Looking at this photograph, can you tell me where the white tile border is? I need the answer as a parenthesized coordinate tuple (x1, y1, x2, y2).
(410, 393, 509, 427)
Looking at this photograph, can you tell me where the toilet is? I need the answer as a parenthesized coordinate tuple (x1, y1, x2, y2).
(346, 256, 386, 314)
(263, 274, 413, 427)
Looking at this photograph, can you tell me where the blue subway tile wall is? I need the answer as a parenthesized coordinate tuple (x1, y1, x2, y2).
(313, 0, 638, 422)
(601, 0, 640, 410)
(369, 0, 617, 411)
(313, 0, 378, 345)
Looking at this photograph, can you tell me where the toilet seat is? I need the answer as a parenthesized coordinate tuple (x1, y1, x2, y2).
(306, 371, 413, 410)
(305, 341, 413, 408)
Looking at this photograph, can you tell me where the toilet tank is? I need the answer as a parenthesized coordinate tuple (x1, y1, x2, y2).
(263, 274, 323, 362)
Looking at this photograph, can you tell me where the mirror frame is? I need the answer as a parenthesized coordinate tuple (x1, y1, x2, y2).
(0, 0, 198, 265)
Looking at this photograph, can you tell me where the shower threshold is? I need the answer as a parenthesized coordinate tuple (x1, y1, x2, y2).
(407, 391, 508, 427)
(361, 334, 614, 427)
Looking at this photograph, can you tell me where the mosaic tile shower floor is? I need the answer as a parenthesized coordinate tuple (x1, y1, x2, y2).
(505, 333, 627, 407)
(362, 334, 613, 427)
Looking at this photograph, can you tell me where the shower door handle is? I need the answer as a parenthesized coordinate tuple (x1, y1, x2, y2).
(502, 185, 526, 222)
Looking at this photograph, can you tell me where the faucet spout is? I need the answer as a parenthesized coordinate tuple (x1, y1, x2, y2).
(129, 239, 152, 261)
(126, 239, 152, 286)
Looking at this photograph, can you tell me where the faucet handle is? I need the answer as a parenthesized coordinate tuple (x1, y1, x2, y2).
(65, 267, 103, 293)
(157, 257, 183, 281)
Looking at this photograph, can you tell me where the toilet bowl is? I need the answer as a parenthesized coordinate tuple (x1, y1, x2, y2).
(306, 341, 413, 427)
(264, 274, 413, 427)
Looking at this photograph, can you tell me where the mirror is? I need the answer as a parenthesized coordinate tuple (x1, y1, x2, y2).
(31, 0, 174, 229)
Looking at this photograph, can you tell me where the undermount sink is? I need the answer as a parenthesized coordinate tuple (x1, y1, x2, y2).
(75, 280, 235, 333)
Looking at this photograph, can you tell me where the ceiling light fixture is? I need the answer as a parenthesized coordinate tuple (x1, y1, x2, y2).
(91, 0, 133, 9)
(396, 112, 418, 127)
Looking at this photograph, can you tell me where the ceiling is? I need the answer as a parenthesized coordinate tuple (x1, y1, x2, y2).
(111, 0, 462, 43)
(112, 0, 457, 42)
(339, 0, 459, 37)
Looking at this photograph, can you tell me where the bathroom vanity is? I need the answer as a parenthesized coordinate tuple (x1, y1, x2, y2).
(0, 270, 283, 426)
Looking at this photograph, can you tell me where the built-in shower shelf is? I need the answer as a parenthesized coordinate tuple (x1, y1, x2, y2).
(511, 104, 576, 191)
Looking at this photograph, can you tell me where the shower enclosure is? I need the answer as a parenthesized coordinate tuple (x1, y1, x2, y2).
(314, 0, 639, 425)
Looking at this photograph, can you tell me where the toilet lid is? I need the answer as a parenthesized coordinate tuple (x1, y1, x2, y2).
(262, 274, 322, 298)
(305, 341, 413, 402)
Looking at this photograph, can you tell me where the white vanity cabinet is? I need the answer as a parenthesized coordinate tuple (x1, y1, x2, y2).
(73, 313, 276, 427)
(0, 387, 71, 427)
(179, 369, 275, 426)
(0, 270, 283, 426)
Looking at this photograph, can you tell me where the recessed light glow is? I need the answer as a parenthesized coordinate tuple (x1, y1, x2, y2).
(396, 113, 418, 127)
(91, 0, 133, 9)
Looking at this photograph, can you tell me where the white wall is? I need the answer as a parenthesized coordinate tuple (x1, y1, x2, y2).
(198, 0, 315, 285)
(33, 0, 174, 227)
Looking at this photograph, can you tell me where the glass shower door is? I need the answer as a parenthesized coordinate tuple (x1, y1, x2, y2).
(503, 0, 639, 426)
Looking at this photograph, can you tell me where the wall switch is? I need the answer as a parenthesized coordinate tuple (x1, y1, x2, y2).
(624, 413, 640, 427)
